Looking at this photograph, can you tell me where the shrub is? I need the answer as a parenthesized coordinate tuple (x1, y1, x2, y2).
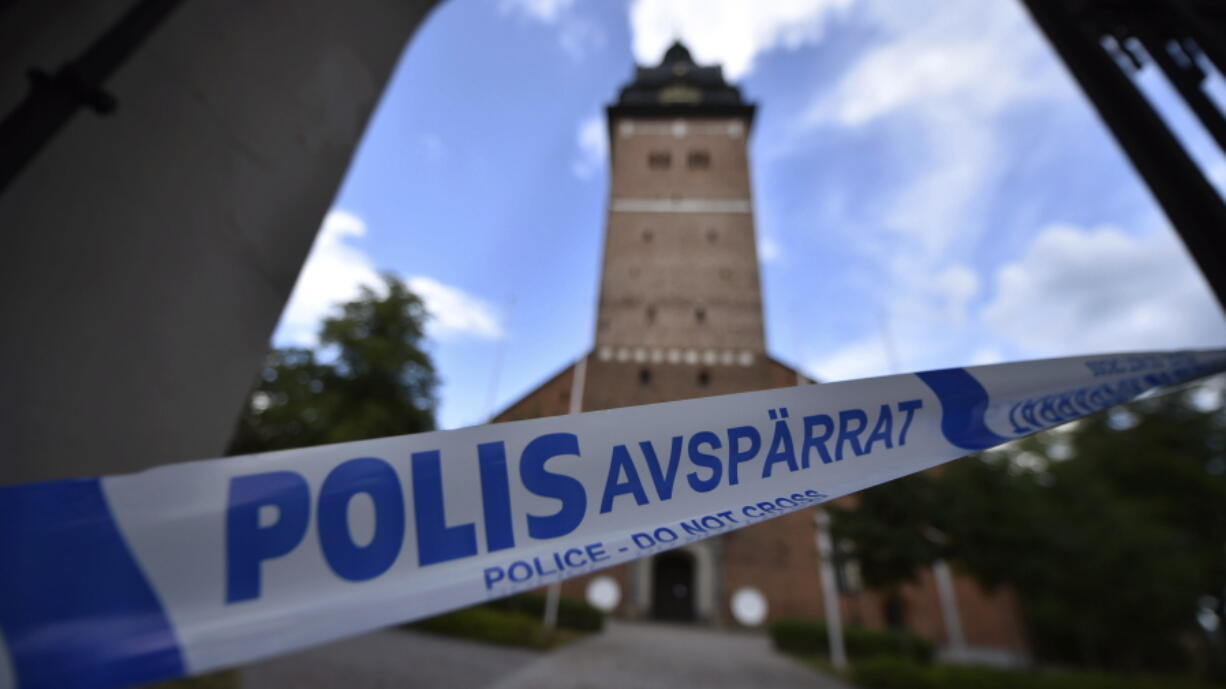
(850, 656, 935, 689)
(770, 618, 828, 655)
(487, 593, 605, 632)
(144, 671, 239, 689)
(845, 626, 935, 664)
(409, 605, 548, 649)
(769, 619, 934, 664)
(851, 657, 1222, 689)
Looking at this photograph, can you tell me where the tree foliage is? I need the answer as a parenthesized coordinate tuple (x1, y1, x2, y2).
(228, 274, 438, 454)
(832, 379, 1226, 675)
(828, 473, 945, 591)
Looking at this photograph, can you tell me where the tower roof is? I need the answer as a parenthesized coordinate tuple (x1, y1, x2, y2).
(608, 40, 755, 121)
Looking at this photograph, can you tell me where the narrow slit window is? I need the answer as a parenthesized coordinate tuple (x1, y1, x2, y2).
(687, 150, 711, 169)
(648, 151, 671, 169)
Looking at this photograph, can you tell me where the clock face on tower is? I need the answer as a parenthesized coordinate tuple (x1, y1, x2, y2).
(659, 83, 702, 104)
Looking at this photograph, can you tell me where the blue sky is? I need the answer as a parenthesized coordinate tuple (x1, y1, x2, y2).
(273, 0, 1226, 431)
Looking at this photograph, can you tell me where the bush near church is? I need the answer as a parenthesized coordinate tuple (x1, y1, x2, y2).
(407, 594, 604, 649)
(769, 618, 934, 664)
(410, 605, 548, 649)
(486, 593, 605, 632)
(849, 656, 1222, 689)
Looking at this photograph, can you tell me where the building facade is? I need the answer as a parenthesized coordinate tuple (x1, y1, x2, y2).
(494, 42, 1027, 662)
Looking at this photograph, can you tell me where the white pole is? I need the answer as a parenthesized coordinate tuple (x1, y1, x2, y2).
(932, 559, 966, 659)
(544, 354, 588, 631)
(814, 508, 848, 671)
(798, 365, 845, 669)
(542, 571, 561, 631)
(879, 300, 967, 657)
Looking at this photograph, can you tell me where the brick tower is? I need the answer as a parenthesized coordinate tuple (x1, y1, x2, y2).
(497, 40, 822, 627)
(584, 41, 792, 410)
(493, 42, 1028, 662)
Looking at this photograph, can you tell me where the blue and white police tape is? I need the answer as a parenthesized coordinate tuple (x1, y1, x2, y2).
(2, 348, 1224, 689)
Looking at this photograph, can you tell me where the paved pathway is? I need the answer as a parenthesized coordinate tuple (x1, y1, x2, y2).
(490, 621, 850, 689)
(240, 628, 537, 689)
(240, 621, 850, 689)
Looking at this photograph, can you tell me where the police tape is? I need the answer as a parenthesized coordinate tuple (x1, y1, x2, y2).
(2, 348, 1224, 689)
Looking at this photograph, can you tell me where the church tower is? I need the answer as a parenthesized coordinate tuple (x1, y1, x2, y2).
(583, 42, 792, 412)
(496, 41, 817, 626)
(493, 43, 1028, 660)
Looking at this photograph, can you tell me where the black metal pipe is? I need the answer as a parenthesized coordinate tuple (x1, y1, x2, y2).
(1170, 0, 1226, 82)
(0, 0, 185, 195)
(1021, 0, 1226, 313)
(1136, 27, 1226, 155)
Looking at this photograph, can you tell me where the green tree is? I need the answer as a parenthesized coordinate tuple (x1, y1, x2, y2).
(829, 472, 945, 591)
(832, 379, 1226, 675)
(1059, 387, 1226, 674)
(946, 443, 1201, 670)
(228, 274, 438, 454)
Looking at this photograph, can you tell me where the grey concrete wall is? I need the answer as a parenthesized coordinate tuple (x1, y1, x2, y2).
(0, 0, 438, 484)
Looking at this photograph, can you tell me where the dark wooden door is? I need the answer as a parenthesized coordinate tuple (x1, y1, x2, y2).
(651, 552, 695, 622)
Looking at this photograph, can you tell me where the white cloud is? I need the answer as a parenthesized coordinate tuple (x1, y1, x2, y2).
(421, 133, 446, 161)
(499, 0, 574, 23)
(407, 276, 503, 340)
(807, 336, 894, 382)
(805, 224, 1226, 382)
(499, 0, 603, 60)
(277, 209, 504, 346)
(983, 224, 1226, 355)
(803, 1, 1067, 257)
(970, 347, 1003, 366)
(758, 234, 782, 263)
(629, 0, 854, 79)
(793, 1, 1079, 377)
(572, 114, 608, 179)
(804, 2, 1054, 128)
(557, 16, 606, 61)
(933, 264, 979, 325)
(278, 209, 380, 346)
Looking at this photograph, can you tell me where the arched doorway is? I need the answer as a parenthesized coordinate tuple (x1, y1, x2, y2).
(651, 551, 696, 622)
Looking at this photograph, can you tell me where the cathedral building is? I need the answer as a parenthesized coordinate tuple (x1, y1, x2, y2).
(494, 42, 1027, 663)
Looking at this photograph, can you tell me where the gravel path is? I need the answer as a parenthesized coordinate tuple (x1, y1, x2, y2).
(490, 621, 850, 689)
(239, 621, 850, 689)
(239, 628, 538, 689)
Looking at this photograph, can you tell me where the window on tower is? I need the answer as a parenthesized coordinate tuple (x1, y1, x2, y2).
(697, 370, 711, 387)
(642, 229, 654, 242)
(706, 229, 718, 243)
(695, 306, 707, 324)
(687, 150, 710, 169)
(646, 305, 656, 324)
(639, 368, 652, 385)
(648, 151, 671, 169)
